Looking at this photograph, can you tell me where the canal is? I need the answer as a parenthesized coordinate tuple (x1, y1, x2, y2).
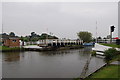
(2, 47, 105, 78)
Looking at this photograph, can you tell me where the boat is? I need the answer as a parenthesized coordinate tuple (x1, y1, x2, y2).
(83, 42, 95, 46)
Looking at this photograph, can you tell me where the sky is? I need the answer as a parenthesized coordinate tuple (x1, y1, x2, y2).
(1, 1, 119, 39)
(1, 0, 120, 2)
(118, 2, 120, 38)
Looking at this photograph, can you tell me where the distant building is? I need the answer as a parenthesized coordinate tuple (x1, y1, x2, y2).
(38, 38, 83, 47)
(97, 38, 116, 44)
(1, 34, 20, 47)
(2, 37, 20, 47)
(38, 38, 58, 46)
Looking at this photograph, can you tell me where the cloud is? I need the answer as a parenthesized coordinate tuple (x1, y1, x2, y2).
(2, 2, 118, 38)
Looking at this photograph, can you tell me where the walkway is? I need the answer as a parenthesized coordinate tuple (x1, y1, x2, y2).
(92, 43, 120, 52)
(110, 61, 120, 65)
(92, 43, 111, 52)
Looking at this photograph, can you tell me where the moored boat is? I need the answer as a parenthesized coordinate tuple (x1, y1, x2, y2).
(83, 42, 95, 46)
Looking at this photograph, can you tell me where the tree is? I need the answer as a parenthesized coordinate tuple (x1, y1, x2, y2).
(31, 32, 36, 37)
(77, 31, 92, 43)
(92, 37, 96, 42)
(103, 37, 107, 39)
(2, 33, 8, 36)
(20, 36, 29, 42)
(29, 32, 40, 41)
(97, 36, 102, 39)
(40, 33, 58, 39)
(9, 32, 15, 37)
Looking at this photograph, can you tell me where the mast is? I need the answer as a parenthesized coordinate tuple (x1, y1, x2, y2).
(46, 28, 48, 46)
(2, 24, 3, 34)
(1, 24, 3, 44)
(96, 21, 98, 43)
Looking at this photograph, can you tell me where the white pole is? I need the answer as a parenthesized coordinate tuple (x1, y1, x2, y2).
(96, 21, 98, 43)
(2, 24, 3, 34)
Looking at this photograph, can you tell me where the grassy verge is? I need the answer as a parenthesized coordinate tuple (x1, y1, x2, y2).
(0, 46, 21, 51)
(75, 65, 119, 80)
(100, 43, 120, 48)
(108, 54, 120, 63)
(86, 65, 120, 79)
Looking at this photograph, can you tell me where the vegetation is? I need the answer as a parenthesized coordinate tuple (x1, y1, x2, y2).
(1, 32, 19, 38)
(87, 65, 120, 78)
(100, 43, 120, 48)
(9, 32, 15, 37)
(80, 46, 120, 80)
(0, 46, 21, 51)
(104, 48, 120, 64)
(75, 65, 119, 80)
(99, 43, 120, 63)
(108, 54, 120, 63)
(1, 32, 58, 43)
(97, 36, 102, 39)
(90, 51, 96, 56)
(20, 32, 58, 42)
(77, 31, 92, 43)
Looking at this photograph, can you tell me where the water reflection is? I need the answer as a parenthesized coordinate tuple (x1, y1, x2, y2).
(39, 47, 93, 56)
(3, 52, 20, 62)
(40, 50, 71, 56)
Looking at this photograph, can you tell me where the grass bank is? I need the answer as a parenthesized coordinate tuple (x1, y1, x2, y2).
(99, 43, 120, 62)
(0, 46, 22, 52)
(86, 65, 120, 79)
(75, 65, 119, 80)
(108, 54, 120, 63)
(100, 43, 120, 48)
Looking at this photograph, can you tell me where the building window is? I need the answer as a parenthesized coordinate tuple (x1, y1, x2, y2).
(12, 40, 16, 42)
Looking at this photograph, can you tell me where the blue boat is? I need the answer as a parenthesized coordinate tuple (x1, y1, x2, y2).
(83, 42, 95, 46)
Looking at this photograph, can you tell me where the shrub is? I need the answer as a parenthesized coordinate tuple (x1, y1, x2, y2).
(104, 48, 119, 62)
(91, 51, 96, 56)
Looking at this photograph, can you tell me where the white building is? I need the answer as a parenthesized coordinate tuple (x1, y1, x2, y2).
(38, 39, 58, 45)
(38, 38, 83, 46)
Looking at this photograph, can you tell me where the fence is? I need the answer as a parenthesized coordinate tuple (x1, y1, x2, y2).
(97, 39, 117, 44)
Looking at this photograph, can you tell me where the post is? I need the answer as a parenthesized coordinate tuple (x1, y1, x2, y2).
(96, 21, 98, 43)
(110, 31, 112, 43)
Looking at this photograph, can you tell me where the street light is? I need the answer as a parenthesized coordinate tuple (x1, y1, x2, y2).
(110, 25, 115, 43)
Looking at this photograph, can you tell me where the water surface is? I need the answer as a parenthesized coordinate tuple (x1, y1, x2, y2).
(2, 47, 105, 78)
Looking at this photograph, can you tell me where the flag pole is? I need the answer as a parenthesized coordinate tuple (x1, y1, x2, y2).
(96, 21, 98, 43)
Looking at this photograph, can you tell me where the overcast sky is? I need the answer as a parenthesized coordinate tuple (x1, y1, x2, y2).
(2, 2, 118, 39)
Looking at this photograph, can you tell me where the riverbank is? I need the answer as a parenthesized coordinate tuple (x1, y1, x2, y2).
(75, 64, 119, 80)
(1, 45, 84, 52)
(24, 45, 84, 51)
(100, 43, 120, 48)
(86, 64, 119, 79)
(0, 46, 24, 52)
(75, 43, 120, 80)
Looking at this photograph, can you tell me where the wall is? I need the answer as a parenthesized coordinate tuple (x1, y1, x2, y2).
(3, 39, 20, 47)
